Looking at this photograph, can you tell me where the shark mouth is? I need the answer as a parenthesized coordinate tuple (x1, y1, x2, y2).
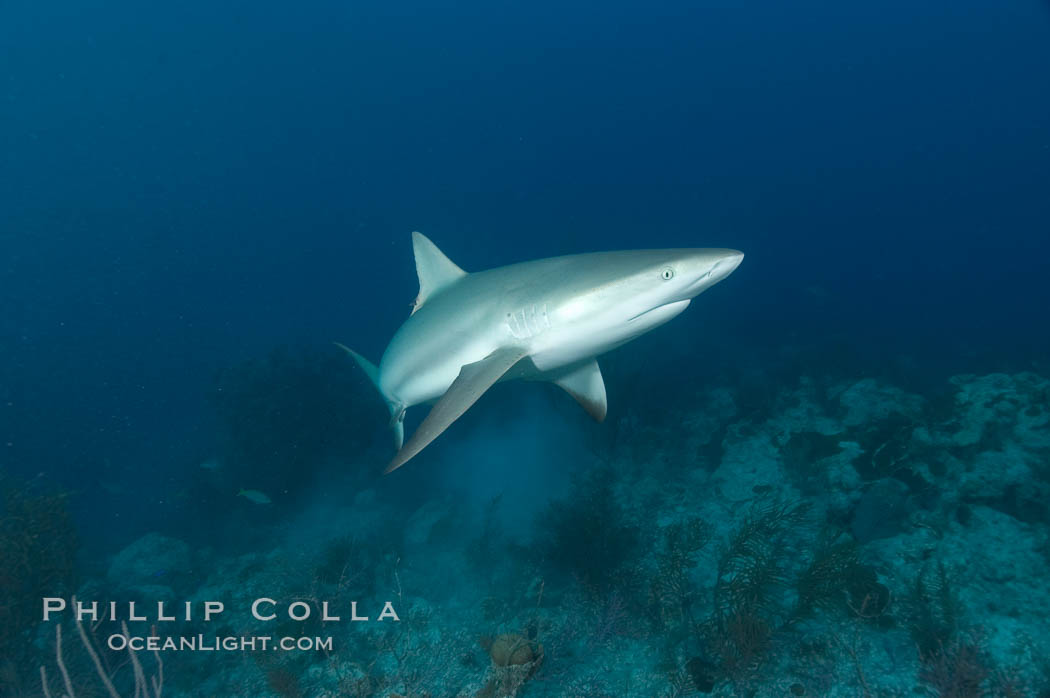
(627, 299, 691, 324)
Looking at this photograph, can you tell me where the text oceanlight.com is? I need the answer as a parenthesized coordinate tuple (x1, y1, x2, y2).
(110, 634, 334, 652)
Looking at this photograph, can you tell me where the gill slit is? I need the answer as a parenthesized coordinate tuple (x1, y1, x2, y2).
(506, 303, 550, 339)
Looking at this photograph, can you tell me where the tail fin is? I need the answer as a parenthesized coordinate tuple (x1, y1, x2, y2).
(334, 343, 405, 449)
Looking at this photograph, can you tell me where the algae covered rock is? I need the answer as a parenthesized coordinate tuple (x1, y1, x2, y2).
(943, 372, 1050, 450)
(108, 532, 193, 590)
(914, 373, 1050, 520)
(835, 378, 925, 427)
(851, 479, 911, 543)
(715, 423, 794, 502)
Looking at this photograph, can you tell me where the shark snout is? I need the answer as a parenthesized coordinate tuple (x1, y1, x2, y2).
(680, 249, 744, 296)
(714, 250, 744, 282)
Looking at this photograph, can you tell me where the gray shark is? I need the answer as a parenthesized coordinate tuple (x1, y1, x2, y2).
(341, 232, 743, 473)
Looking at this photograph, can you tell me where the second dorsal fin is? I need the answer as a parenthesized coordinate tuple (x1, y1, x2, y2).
(411, 231, 467, 314)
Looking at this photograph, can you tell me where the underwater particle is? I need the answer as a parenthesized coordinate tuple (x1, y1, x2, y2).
(237, 488, 272, 504)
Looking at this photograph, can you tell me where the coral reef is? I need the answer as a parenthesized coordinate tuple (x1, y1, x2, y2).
(34, 367, 1050, 696)
(0, 478, 77, 691)
(536, 467, 640, 593)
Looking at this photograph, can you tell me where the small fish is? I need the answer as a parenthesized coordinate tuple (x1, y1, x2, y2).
(237, 489, 272, 505)
(199, 457, 222, 470)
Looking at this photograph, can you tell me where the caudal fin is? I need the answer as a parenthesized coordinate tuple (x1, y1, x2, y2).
(334, 343, 405, 449)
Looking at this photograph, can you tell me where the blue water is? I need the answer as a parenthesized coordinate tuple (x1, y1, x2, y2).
(2, 1, 1049, 696)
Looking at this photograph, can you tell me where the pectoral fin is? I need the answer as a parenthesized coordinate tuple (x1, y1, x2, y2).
(385, 346, 528, 473)
(553, 359, 607, 422)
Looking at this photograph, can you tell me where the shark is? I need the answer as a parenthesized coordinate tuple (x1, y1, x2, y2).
(340, 232, 743, 473)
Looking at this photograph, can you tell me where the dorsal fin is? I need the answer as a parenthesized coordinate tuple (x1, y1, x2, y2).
(411, 231, 467, 314)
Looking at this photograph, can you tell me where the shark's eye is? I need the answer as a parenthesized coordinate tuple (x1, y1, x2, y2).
(661, 268, 675, 281)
